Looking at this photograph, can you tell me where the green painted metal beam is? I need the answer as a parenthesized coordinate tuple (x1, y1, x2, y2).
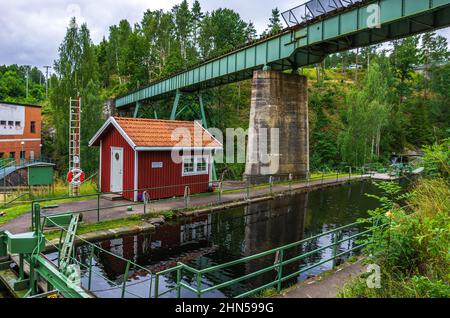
(170, 89, 181, 120)
(34, 255, 93, 298)
(116, 0, 450, 108)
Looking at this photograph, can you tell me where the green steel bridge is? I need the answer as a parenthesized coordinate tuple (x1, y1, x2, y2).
(116, 0, 450, 114)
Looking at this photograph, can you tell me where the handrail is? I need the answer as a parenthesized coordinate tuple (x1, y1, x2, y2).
(153, 219, 381, 298)
(43, 217, 154, 298)
(29, 166, 375, 228)
(1, 191, 33, 209)
(198, 221, 362, 274)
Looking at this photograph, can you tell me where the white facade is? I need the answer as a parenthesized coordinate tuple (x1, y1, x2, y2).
(0, 103, 25, 136)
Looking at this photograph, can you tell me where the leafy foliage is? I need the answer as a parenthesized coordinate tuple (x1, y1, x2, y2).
(340, 147, 450, 298)
(422, 138, 450, 179)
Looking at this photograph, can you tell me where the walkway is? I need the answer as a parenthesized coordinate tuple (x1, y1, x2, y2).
(1, 175, 367, 234)
(277, 258, 365, 298)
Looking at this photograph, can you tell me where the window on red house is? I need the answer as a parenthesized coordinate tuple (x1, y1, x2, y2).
(30, 121, 36, 133)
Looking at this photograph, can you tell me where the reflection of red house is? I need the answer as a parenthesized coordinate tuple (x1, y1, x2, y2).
(98, 215, 211, 276)
(89, 117, 222, 201)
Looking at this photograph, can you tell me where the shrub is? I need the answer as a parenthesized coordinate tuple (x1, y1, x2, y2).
(340, 178, 450, 298)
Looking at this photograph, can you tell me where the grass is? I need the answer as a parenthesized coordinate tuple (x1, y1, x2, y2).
(338, 177, 450, 298)
(254, 288, 278, 298)
(44, 215, 146, 241)
(44, 208, 180, 241)
(0, 180, 99, 226)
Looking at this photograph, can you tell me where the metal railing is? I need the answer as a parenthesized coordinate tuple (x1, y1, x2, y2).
(31, 167, 372, 229)
(282, 0, 364, 27)
(1, 191, 34, 209)
(40, 217, 381, 298)
(43, 217, 154, 299)
(153, 219, 381, 298)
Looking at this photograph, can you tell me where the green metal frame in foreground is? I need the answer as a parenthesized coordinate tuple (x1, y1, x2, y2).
(153, 220, 382, 298)
(116, 0, 450, 108)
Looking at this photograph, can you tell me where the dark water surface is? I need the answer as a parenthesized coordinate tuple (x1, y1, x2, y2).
(49, 180, 386, 298)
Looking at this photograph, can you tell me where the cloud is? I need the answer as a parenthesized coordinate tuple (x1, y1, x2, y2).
(0, 0, 180, 69)
(0, 0, 449, 74)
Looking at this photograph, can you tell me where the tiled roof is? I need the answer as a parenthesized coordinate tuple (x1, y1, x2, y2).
(113, 117, 222, 148)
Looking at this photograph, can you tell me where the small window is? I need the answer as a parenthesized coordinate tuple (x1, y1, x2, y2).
(15, 121, 21, 127)
(0, 121, 6, 126)
(30, 121, 36, 133)
(182, 156, 209, 176)
(196, 157, 207, 173)
(8, 121, 13, 126)
(9, 152, 15, 159)
(183, 157, 194, 174)
(0, 152, 4, 158)
(20, 151, 26, 160)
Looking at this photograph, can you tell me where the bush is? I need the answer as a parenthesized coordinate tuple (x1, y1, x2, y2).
(422, 138, 450, 179)
(340, 178, 450, 298)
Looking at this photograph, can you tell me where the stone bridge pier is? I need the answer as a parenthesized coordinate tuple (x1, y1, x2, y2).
(244, 70, 309, 184)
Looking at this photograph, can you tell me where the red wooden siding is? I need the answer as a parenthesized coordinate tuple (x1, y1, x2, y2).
(137, 151, 210, 200)
(100, 127, 135, 200)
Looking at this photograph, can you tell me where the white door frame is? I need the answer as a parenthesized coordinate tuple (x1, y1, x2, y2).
(110, 147, 124, 193)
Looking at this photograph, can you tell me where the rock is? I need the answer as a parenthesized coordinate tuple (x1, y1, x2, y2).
(150, 217, 165, 225)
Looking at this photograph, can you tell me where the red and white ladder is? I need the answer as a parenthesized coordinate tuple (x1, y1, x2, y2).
(69, 96, 81, 196)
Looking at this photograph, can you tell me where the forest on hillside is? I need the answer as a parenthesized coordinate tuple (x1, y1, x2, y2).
(0, 0, 449, 179)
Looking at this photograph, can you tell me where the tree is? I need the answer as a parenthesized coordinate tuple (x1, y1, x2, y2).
(265, 8, 283, 35)
(390, 36, 420, 100)
(199, 9, 248, 58)
(419, 32, 449, 98)
(50, 18, 104, 175)
(339, 61, 393, 166)
(245, 22, 258, 42)
(172, 0, 193, 62)
(191, 0, 204, 48)
(141, 9, 176, 78)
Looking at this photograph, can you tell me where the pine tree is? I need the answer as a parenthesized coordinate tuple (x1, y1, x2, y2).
(245, 22, 258, 41)
(265, 8, 283, 35)
(172, 0, 193, 63)
(191, 0, 204, 49)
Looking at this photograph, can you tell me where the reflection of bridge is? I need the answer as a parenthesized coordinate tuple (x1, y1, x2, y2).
(116, 0, 450, 183)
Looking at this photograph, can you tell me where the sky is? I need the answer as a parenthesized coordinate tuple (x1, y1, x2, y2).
(0, 0, 449, 74)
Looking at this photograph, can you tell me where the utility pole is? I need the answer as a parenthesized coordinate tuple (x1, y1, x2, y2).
(43, 66, 51, 99)
(25, 65, 30, 99)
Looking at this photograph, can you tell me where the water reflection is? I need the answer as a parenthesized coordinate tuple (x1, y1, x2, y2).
(61, 180, 383, 298)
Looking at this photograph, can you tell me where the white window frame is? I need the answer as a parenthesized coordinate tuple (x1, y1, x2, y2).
(182, 155, 209, 176)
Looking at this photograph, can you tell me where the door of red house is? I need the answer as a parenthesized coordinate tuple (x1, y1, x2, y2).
(110, 147, 124, 193)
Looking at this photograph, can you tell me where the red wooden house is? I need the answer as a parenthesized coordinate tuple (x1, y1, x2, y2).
(89, 117, 222, 201)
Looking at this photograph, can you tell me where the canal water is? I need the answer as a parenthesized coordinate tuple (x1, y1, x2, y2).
(49, 180, 385, 298)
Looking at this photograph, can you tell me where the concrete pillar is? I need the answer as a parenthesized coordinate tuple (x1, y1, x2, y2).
(244, 70, 309, 184)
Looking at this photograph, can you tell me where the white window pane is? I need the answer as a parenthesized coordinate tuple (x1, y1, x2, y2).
(183, 158, 194, 173)
(196, 157, 207, 173)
